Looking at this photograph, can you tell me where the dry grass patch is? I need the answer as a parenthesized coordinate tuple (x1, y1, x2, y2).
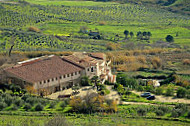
(183, 59, 190, 65)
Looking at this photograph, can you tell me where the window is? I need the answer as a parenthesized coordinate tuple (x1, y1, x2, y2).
(44, 80, 46, 83)
(47, 79, 50, 82)
(91, 67, 94, 72)
(40, 82, 42, 85)
(56, 77, 58, 80)
(67, 74, 70, 77)
(71, 73, 73, 76)
(60, 76, 62, 79)
(88, 68, 90, 71)
(64, 75, 66, 78)
(75, 72, 77, 75)
(52, 78, 54, 81)
(79, 71, 81, 74)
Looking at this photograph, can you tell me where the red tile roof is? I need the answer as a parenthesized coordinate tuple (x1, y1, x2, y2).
(5, 55, 83, 83)
(89, 53, 105, 60)
(62, 55, 95, 67)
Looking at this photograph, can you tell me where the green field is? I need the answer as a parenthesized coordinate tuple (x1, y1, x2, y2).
(0, 0, 190, 52)
(0, 114, 189, 126)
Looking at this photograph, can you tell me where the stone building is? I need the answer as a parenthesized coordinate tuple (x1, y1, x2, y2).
(2, 53, 116, 95)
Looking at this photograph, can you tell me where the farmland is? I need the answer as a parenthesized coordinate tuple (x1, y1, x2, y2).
(0, 0, 190, 52)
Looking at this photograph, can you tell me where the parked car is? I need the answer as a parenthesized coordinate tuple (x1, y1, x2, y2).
(140, 92, 151, 97)
(147, 95, 155, 100)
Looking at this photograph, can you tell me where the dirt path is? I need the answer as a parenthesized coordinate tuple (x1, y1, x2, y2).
(132, 90, 190, 104)
(46, 86, 97, 99)
(47, 85, 190, 105)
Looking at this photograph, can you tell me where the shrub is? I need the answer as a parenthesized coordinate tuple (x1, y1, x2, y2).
(171, 104, 188, 117)
(136, 85, 144, 92)
(45, 116, 71, 126)
(99, 90, 105, 95)
(24, 103, 32, 111)
(151, 57, 162, 69)
(137, 56, 146, 64)
(172, 108, 187, 118)
(104, 80, 110, 85)
(21, 95, 30, 101)
(14, 99, 23, 107)
(117, 84, 124, 95)
(158, 106, 170, 113)
(49, 101, 57, 109)
(171, 109, 180, 118)
(175, 104, 187, 112)
(155, 109, 164, 116)
(187, 89, 190, 99)
(0, 101, 7, 110)
(26, 97, 37, 105)
(187, 111, 190, 119)
(60, 101, 66, 109)
(99, 21, 106, 25)
(145, 85, 155, 93)
(176, 87, 187, 98)
(0, 96, 2, 102)
(63, 98, 70, 105)
(183, 59, 190, 65)
(35, 103, 43, 111)
(39, 98, 49, 106)
(155, 87, 163, 95)
(165, 88, 174, 96)
(11, 105, 18, 111)
(137, 108, 147, 116)
(79, 26, 88, 33)
(28, 26, 40, 33)
(4, 94, 13, 106)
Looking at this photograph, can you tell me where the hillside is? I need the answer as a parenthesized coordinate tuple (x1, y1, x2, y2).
(0, 0, 190, 52)
(95, 0, 190, 15)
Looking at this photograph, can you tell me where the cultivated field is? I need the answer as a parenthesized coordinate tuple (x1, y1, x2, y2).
(0, 0, 190, 52)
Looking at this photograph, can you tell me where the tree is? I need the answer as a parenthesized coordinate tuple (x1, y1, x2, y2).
(81, 76, 91, 86)
(147, 32, 152, 39)
(124, 30, 129, 39)
(137, 31, 143, 39)
(25, 85, 36, 94)
(8, 36, 16, 57)
(142, 31, 147, 37)
(116, 73, 128, 86)
(91, 76, 100, 89)
(166, 35, 174, 42)
(129, 32, 134, 38)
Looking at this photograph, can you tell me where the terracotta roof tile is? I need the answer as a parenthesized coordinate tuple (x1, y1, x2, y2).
(90, 53, 105, 60)
(62, 55, 93, 67)
(5, 55, 83, 83)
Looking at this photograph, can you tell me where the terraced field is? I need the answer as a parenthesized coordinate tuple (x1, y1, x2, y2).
(0, 0, 190, 52)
